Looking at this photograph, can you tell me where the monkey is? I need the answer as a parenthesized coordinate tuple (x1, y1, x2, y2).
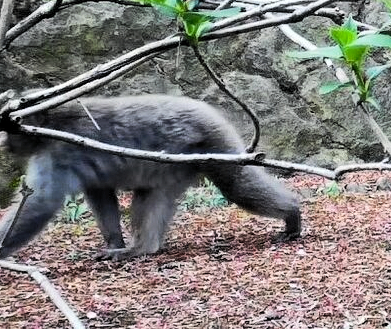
(0, 94, 301, 260)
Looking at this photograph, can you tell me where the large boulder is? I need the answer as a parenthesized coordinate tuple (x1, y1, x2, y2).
(0, 1, 389, 194)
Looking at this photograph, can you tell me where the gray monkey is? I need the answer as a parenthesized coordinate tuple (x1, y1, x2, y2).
(0, 95, 301, 260)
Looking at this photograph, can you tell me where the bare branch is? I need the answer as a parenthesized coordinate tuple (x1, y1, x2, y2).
(209, 0, 316, 32)
(216, 0, 237, 10)
(204, 0, 338, 38)
(0, 0, 14, 48)
(17, 124, 267, 165)
(0, 89, 15, 103)
(262, 158, 334, 178)
(5, 51, 163, 119)
(2, 0, 62, 50)
(192, 45, 260, 153)
(0, 260, 85, 329)
(0, 177, 33, 249)
(15, 123, 391, 180)
(14, 123, 336, 179)
(3, 1, 341, 118)
(334, 163, 391, 179)
(358, 102, 391, 156)
(1, 0, 223, 49)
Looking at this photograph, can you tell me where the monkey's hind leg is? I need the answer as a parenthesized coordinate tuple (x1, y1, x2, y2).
(0, 155, 70, 259)
(206, 165, 301, 240)
(85, 188, 126, 250)
(99, 188, 178, 261)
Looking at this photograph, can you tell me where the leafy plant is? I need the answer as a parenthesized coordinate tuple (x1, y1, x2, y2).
(62, 193, 89, 222)
(379, 0, 391, 12)
(288, 14, 391, 110)
(131, 0, 240, 43)
(319, 181, 342, 198)
(179, 177, 228, 211)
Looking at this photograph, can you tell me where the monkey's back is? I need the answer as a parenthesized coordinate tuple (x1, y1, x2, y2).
(6, 95, 247, 190)
(8, 95, 245, 154)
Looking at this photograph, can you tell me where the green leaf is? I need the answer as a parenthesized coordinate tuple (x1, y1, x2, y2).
(366, 97, 382, 111)
(152, 4, 178, 17)
(379, 0, 391, 11)
(195, 21, 212, 39)
(330, 27, 357, 47)
(351, 34, 391, 48)
(319, 81, 353, 95)
(367, 63, 391, 80)
(201, 7, 241, 18)
(180, 12, 212, 43)
(74, 203, 89, 219)
(324, 181, 341, 198)
(287, 46, 343, 59)
(342, 45, 369, 64)
(150, 0, 180, 17)
(185, 0, 199, 10)
(342, 14, 358, 33)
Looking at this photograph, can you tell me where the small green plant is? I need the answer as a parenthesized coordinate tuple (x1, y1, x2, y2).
(320, 181, 342, 198)
(288, 14, 391, 110)
(179, 177, 228, 211)
(130, 0, 240, 43)
(62, 193, 89, 222)
(66, 250, 83, 261)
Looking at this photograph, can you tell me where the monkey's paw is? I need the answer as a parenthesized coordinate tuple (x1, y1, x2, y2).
(95, 247, 140, 261)
(273, 230, 301, 243)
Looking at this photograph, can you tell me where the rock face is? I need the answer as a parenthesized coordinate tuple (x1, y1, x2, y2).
(0, 1, 390, 203)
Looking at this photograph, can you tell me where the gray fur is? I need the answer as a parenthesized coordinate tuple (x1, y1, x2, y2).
(0, 95, 301, 260)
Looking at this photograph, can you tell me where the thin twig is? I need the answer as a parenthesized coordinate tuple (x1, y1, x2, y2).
(358, 102, 391, 155)
(0, 177, 33, 248)
(0, 260, 85, 329)
(76, 100, 101, 131)
(192, 45, 260, 153)
(205, 0, 339, 38)
(217, 0, 237, 10)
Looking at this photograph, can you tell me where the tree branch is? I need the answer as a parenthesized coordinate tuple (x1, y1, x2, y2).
(4, 50, 163, 119)
(17, 123, 267, 165)
(0, 260, 85, 329)
(2, 0, 62, 50)
(12, 123, 391, 180)
(204, 0, 339, 39)
(0, 177, 33, 249)
(2, 1, 342, 118)
(192, 45, 260, 153)
(0, 0, 14, 49)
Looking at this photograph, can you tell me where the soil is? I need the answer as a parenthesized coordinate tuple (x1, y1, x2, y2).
(0, 172, 390, 328)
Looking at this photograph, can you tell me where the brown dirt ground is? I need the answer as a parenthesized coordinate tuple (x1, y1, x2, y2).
(0, 172, 390, 329)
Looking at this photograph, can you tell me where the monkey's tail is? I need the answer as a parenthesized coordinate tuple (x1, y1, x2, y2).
(203, 164, 301, 235)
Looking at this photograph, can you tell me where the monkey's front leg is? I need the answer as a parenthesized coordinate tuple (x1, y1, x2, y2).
(85, 188, 126, 250)
(95, 246, 146, 261)
(96, 188, 177, 261)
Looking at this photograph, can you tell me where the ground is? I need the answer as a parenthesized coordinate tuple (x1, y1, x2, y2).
(0, 172, 390, 329)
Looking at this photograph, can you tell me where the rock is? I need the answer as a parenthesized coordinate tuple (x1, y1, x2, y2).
(0, 1, 389, 169)
(344, 183, 369, 194)
(298, 188, 316, 199)
(376, 177, 391, 191)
